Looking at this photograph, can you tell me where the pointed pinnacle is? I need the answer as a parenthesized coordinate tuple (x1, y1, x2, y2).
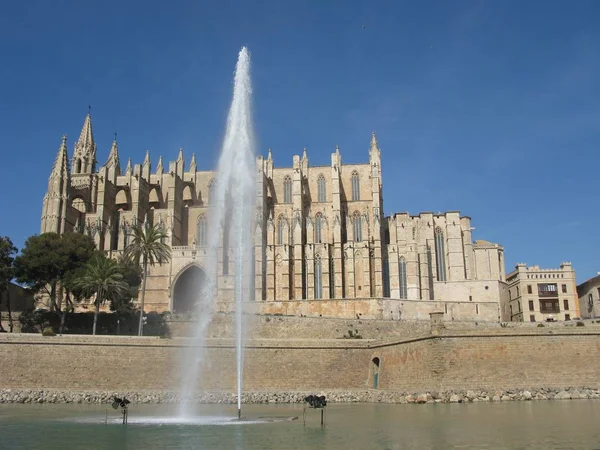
(267, 148, 272, 160)
(302, 147, 307, 159)
(143, 149, 150, 165)
(77, 113, 94, 148)
(370, 131, 379, 149)
(177, 147, 184, 160)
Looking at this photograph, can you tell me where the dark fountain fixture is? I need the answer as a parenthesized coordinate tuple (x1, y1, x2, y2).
(303, 395, 327, 427)
(112, 397, 131, 424)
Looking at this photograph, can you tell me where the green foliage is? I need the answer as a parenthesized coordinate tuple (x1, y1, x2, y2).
(0, 236, 17, 291)
(343, 329, 363, 339)
(576, 321, 585, 327)
(124, 223, 171, 268)
(124, 222, 171, 335)
(110, 257, 142, 314)
(75, 254, 130, 335)
(76, 254, 129, 308)
(41, 327, 56, 336)
(13, 233, 96, 310)
(537, 323, 545, 327)
(0, 236, 18, 332)
(18, 310, 170, 336)
(500, 322, 508, 328)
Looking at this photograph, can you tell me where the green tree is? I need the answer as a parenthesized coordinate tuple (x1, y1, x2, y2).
(124, 222, 171, 336)
(75, 254, 129, 335)
(0, 237, 18, 332)
(13, 232, 96, 332)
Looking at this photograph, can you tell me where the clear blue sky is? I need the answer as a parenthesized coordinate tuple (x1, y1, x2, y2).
(0, 0, 598, 281)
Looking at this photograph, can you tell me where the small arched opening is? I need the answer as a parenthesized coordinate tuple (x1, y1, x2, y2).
(172, 265, 207, 314)
(372, 357, 381, 389)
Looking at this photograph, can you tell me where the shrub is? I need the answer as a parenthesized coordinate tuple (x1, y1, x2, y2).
(576, 321, 585, 327)
(42, 327, 56, 336)
(537, 323, 545, 327)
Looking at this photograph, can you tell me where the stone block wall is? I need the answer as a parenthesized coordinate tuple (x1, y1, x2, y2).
(1, 328, 599, 394)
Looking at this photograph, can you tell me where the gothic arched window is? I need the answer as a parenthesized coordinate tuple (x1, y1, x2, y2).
(197, 215, 207, 246)
(317, 174, 326, 203)
(283, 175, 292, 203)
(351, 171, 360, 201)
(382, 257, 390, 298)
(315, 213, 323, 243)
(435, 227, 447, 282)
(399, 256, 408, 299)
(314, 255, 323, 299)
(277, 216, 286, 245)
(208, 179, 217, 206)
(352, 211, 362, 242)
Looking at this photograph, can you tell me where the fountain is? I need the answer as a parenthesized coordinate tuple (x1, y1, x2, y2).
(179, 46, 256, 419)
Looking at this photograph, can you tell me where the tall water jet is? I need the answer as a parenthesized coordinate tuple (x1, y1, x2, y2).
(179, 47, 256, 418)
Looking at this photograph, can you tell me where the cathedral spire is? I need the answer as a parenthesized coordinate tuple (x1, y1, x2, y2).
(267, 148, 272, 161)
(156, 155, 164, 175)
(189, 153, 197, 173)
(104, 135, 121, 172)
(370, 131, 379, 151)
(50, 134, 70, 180)
(125, 158, 132, 176)
(72, 111, 97, 174)
(176, 147, 184, 177)
(142, 150, 151, 180)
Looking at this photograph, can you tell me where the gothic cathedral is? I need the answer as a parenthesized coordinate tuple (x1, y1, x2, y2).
(41, 113, 508, 321)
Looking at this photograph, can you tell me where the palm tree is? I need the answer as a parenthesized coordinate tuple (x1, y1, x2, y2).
(77, 254, 129, 335)
(124, 222, 171, 336)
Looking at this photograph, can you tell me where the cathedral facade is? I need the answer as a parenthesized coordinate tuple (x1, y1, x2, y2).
(41, 113, 508, 321)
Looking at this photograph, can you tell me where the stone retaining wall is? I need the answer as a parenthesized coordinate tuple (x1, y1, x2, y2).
(1, 327, 599, 400)
(1, 387, 598, 405)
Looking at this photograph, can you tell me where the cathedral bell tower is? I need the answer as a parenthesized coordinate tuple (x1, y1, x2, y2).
(41, 135, 70, 234)
(71, 111, 97, 174)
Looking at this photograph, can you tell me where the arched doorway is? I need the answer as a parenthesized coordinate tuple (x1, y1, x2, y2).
(372, 357, 381, 389)
(172, 265, 207, 313)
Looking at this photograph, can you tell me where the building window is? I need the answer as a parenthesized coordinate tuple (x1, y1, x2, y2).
(223, 247, 229, 275)
(352, 211, 362, 242)
(538, 283, 558, 297)
(283, 176, 292, 203)
(589, 293, 594, 308)
(530, 315, 536, 322)
(277, 217, 285, 245)
(509, 290, 512, 300)
(399, 256, 408, 299)
(565, 314, 571, 321)
(197, 215, 207, 246)
(476, 304, 479, 315)
(529, 300, 534, 311)
(208, 179, 217, 206)
(351, 171, 360, 201)
(561, 284, 567, 293)
(382, 257, 390, 297)
(563, 299, 569, 310)
(314, 256, 322, 299)
(539, 299, 560, 313)
(434, 227, 446, 282)
(317, 174, 326, 202)
(516, 286, 520, 297)
(315, 213, 323, 243)
(527, 285, 532, 294)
